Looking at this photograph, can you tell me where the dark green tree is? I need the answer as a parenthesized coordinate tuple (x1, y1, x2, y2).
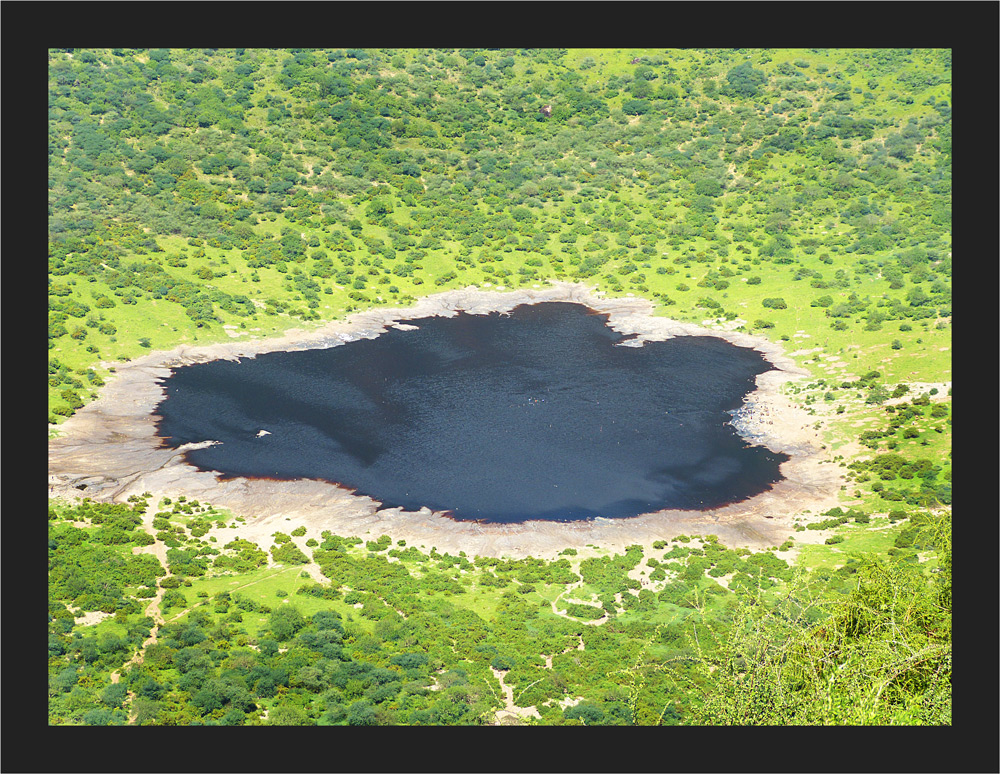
(725, 62, 767, 97)
(269, 604, 307, 641)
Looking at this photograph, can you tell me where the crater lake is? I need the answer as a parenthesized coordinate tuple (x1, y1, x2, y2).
(154, 302, 788, 523)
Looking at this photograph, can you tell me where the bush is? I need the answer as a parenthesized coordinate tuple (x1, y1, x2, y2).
(657, 581, 695, 608)
(564, 603, 605, 621)
(297, 583, 341, 601)
(83, 707, 120, 726)
(100, 682, 129, 708)
(565, 702, 605, 725)
(347, 699, 378, 726)
(269, 605, 306, 641)
(271, 541, 309, 565)
(161, 589, 187, 609)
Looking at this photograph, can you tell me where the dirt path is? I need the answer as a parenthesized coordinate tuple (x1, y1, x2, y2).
(542, 634, 586, 669)
(490, 667, 542, 725)
(550, 569, 609, 625)
(109, 512, 172, 723)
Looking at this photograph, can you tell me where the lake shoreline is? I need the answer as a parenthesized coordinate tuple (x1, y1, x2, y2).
(48, 282, 846, 558)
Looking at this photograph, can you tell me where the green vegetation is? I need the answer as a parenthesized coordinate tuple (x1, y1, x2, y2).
(48, 48, 950, 730)
(672, 525, 951, 725)
(48, 47, 951, 420)
(48, 497, 951, 728)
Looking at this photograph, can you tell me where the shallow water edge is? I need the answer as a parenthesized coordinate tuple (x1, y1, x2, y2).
(48, 282, 845, 558)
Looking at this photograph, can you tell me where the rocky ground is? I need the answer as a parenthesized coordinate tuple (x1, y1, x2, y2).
(48, 283, 847, 559)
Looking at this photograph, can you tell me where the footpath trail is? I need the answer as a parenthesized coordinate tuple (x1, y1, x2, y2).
(550, 571, 609, 626)
(487, 563, 600, 724)
(109, 513, 171, 723)
(490, 668, 543, 725)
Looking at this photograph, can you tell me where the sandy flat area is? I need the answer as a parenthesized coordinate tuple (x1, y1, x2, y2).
(48, 282, 848, 559)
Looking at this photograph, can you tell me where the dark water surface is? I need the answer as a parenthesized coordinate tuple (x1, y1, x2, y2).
(154, 303, 787, 523)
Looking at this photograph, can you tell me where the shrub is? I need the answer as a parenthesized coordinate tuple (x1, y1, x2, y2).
(83, 708, 121, 726)
(565, 702, 605, 725)
(271, 541, 309, 565)
(564, 603, 605, 621)
(269, 604, 306, 641)
(161, 589, 187, 609)
(297, 583, 341, 601)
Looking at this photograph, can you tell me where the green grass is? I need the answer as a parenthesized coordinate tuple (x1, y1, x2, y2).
(168, 566, 317, 629)
(791, 519, 903, 575)
(446, 582, 514, 622)
(76, 613, 130, 640)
